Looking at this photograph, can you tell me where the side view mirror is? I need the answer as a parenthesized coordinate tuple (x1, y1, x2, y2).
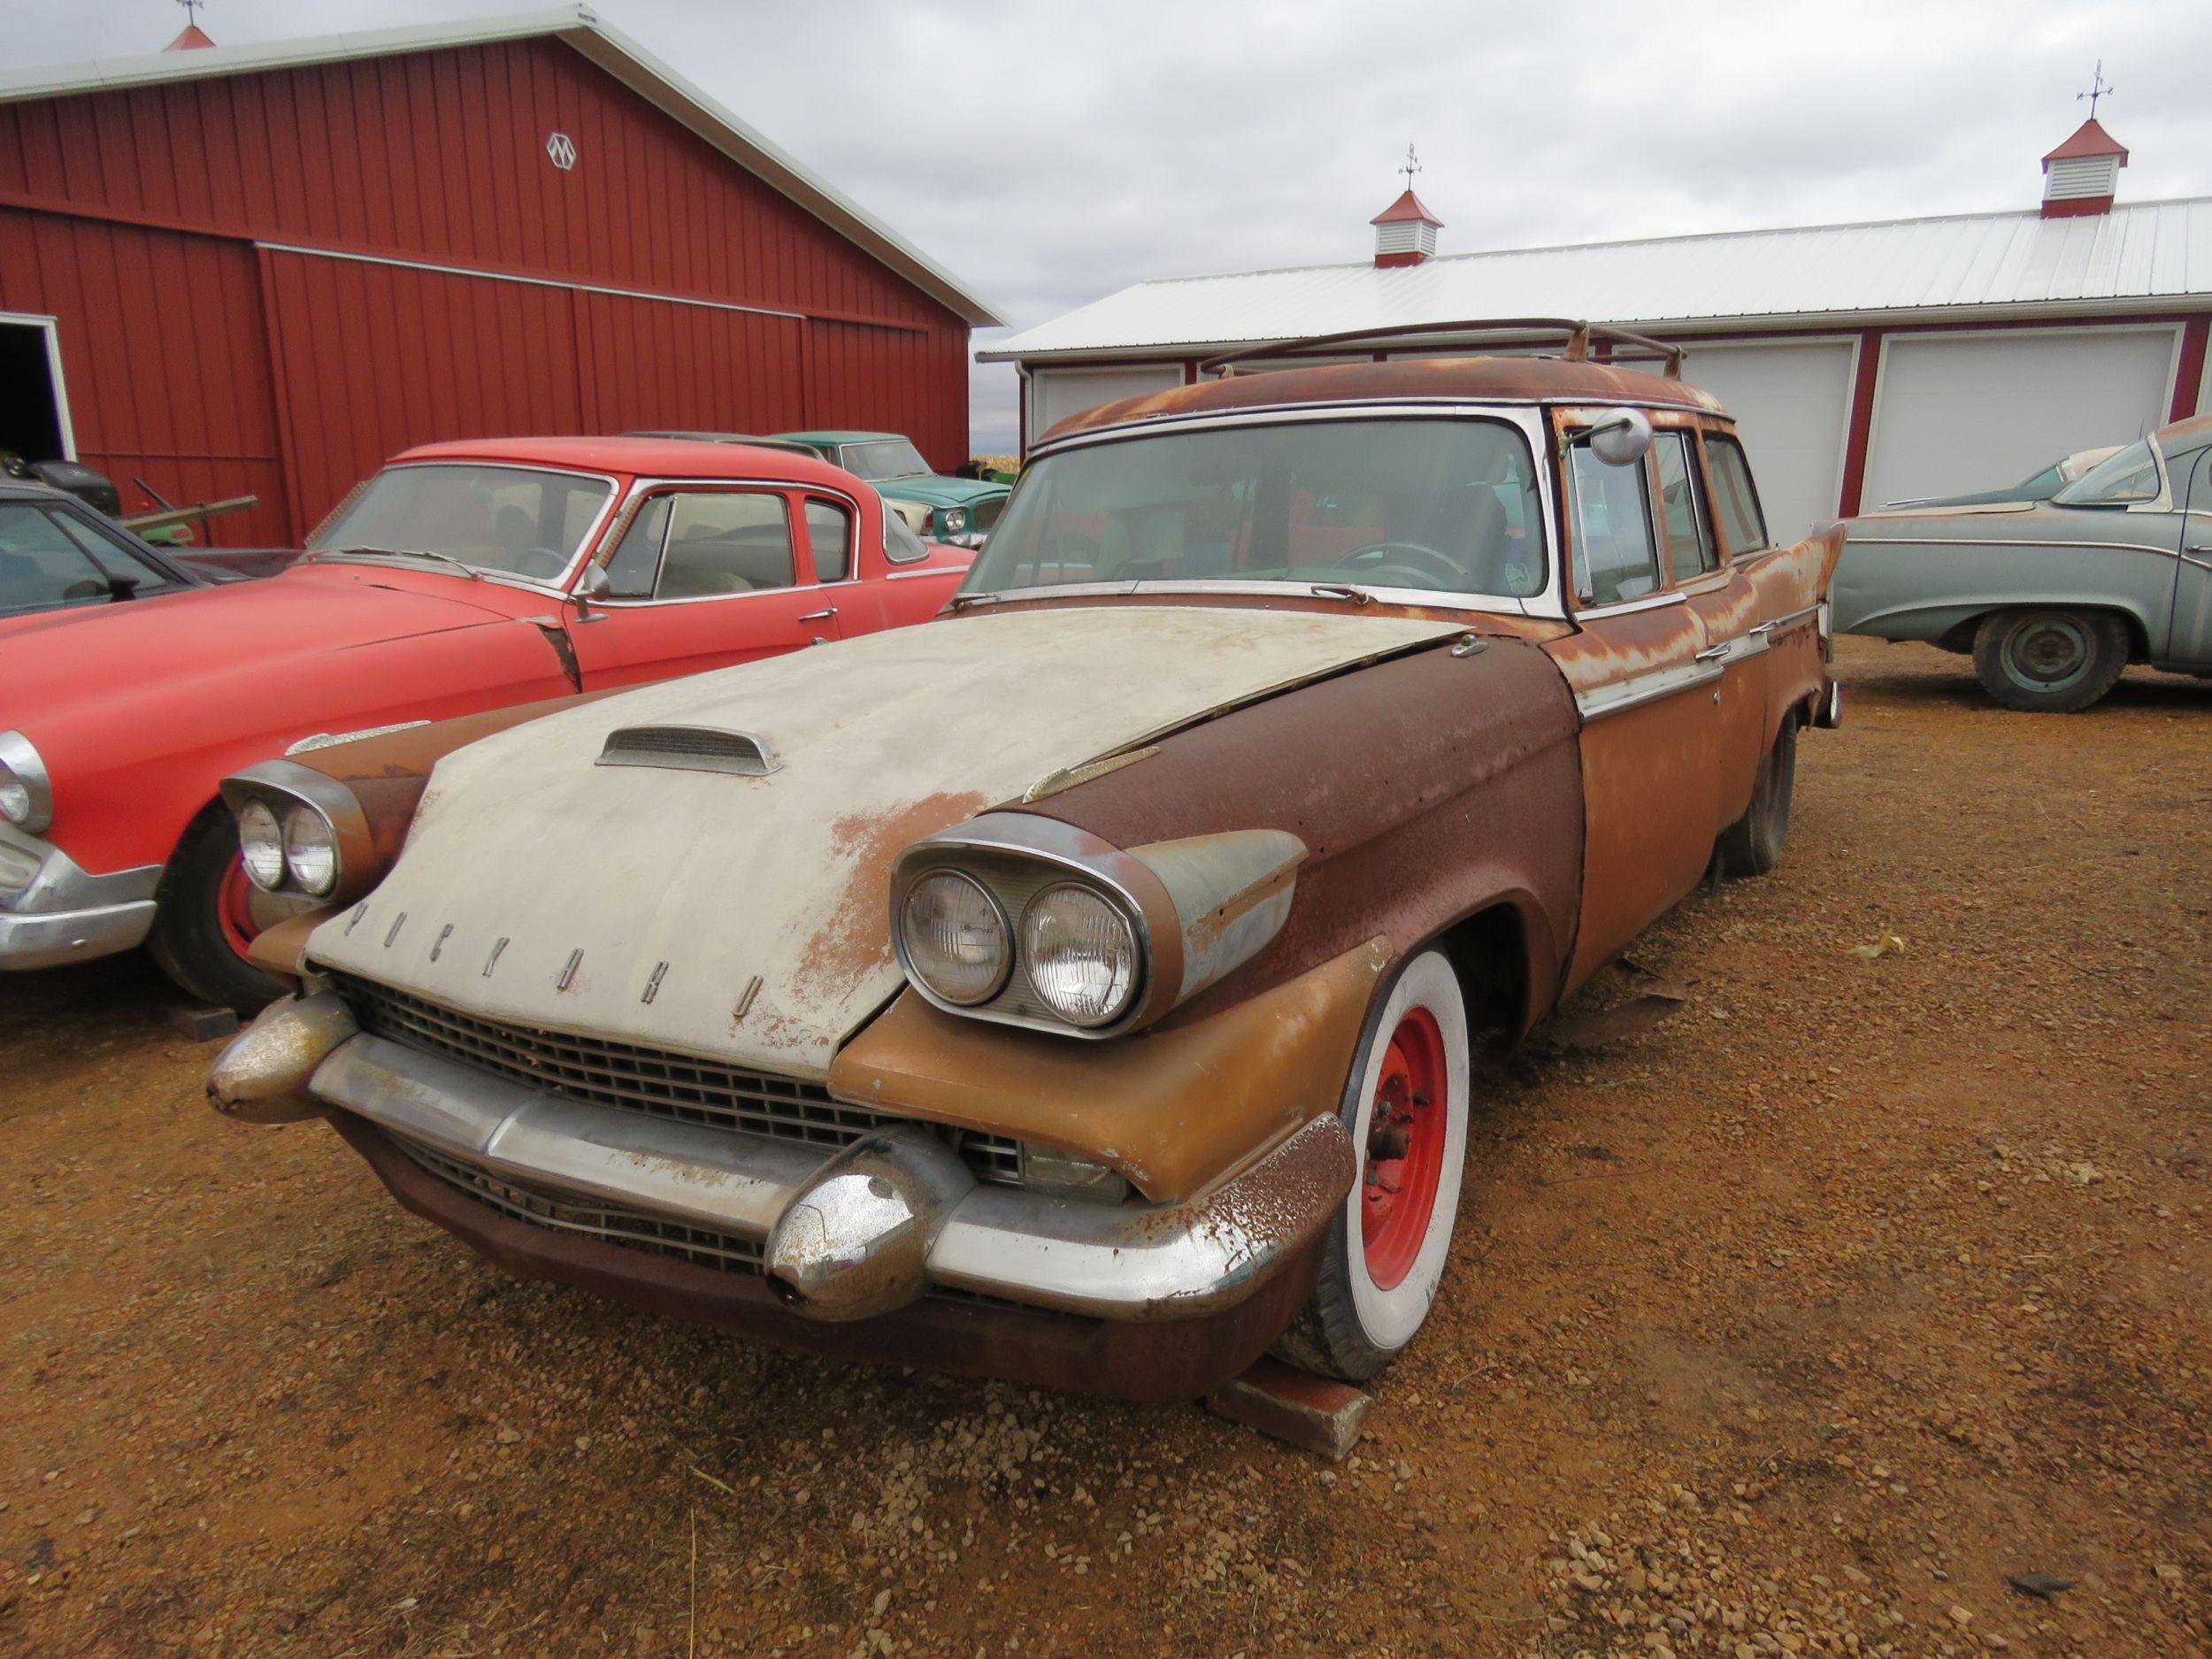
(572, 562, 611, 622)
(1587, 409, 1654, 467)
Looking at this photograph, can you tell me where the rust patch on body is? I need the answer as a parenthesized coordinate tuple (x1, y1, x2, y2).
(787, 790, 995, 1013)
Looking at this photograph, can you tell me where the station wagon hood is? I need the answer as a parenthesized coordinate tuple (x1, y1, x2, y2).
(305, 603, 1465, 1078)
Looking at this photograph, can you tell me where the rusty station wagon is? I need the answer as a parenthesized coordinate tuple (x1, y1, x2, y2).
(207, 321, 1842, 1399)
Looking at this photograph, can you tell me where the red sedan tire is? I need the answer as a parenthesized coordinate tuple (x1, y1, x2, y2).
(145, 805, 288, 1012)
(1273, 947, 1471, 1382)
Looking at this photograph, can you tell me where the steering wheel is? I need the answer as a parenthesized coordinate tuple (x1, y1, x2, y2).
(511, 545, 567, 580)
(1338, 541, 1464, 587)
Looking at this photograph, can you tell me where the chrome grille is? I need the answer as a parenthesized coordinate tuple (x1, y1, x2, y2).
(395, 1134, 764, 1271)
(330, 972, 1024, 1188)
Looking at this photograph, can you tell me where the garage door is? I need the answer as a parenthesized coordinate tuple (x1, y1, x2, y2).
(1863, 327, 2178, 510)
(1028, 365, 1184, 446)
(1674, 340, 1856, 543)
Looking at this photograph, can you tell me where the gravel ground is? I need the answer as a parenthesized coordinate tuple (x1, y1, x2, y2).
(3, 636, 2208, 1659)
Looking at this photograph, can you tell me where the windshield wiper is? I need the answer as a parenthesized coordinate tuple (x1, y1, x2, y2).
(317, 545, 483, 580)
(1310, 582, 1375, 605)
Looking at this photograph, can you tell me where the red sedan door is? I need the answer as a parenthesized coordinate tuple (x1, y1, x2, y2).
(565, 486, 842, 688)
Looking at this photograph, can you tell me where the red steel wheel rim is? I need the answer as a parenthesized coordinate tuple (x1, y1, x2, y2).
(216, 856, 260, 962)
(1360, 1005, 1448, 1290)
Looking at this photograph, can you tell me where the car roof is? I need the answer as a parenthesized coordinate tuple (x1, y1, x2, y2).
(393, 435, 864, 488)
(622, 431, 818, 454)
(1037, 355, 1726, 447)
(774, 430, 907, 446)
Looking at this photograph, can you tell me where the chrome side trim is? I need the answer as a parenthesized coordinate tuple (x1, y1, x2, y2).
(1846, 534, 2179, 560)
(310, 1033, 1353, 1322)
(1575, 658, 1726, 723)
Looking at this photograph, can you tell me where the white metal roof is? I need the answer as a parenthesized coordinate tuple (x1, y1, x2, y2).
(0, 4, 1005, 329)
(980, 198, 2212, 360)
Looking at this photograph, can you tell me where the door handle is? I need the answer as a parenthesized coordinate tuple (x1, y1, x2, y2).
(798, 607, 838, 622)
(1747, 620, 1778, 635)
(1694, 642, 1732, 662)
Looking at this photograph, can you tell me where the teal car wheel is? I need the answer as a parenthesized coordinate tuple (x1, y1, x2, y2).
(1971, 608, 2129, 714)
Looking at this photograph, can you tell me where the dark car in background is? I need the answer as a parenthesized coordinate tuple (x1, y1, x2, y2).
(0, 477, 228, 623)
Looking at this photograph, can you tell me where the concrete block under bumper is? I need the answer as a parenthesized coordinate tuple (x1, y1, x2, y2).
(308, 1033, 1356, 1325)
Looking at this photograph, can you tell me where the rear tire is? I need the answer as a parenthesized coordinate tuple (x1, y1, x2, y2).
(1717, 712, 1798, 879)
(1971, 608, 2128, 713)
(145, 807, 287, 1012)
(1272, 948, 1470, 1382)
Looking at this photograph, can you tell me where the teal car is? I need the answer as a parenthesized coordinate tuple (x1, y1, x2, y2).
(772, 432, 1009, 548)
(1833, 412, 2212, 712)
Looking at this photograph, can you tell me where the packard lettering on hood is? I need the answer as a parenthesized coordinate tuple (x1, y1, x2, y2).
(302, 605, 1466, 1077)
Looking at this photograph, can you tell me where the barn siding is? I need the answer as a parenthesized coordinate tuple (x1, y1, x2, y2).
(0, 35, 970, 540)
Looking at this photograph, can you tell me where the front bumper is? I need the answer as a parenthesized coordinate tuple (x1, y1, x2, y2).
(216, 999, 1354, 1332)
(0, 823, 161, 971)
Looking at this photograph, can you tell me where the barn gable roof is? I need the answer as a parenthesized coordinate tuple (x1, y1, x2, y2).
(0, 4, 1004, 328)
(980, 196, 2212, 361)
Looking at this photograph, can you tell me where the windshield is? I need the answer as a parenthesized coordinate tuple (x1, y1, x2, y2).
(0, 501, 176, 617)
(964, 418, 1546, 601)
(839, 440, 932, 481)
(2054, 439, 2161, 507)
(309, 464, 613, 580)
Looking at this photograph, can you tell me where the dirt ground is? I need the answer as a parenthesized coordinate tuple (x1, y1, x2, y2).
(3, 635, 2208, 1659)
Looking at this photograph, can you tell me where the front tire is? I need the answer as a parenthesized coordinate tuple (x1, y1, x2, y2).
(1971, 608, 2128, 713)
(1274, 948, 1470, 1382)
(145, 807, 287, 1012)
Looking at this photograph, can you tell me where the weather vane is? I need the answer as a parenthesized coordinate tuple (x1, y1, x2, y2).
(1399, 143, 1422, 190)
(2078, 61, 2115, 119)
(176, 0, 205, 24)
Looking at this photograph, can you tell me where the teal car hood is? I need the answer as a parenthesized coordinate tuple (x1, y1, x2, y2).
(878, 476, 1009, 509)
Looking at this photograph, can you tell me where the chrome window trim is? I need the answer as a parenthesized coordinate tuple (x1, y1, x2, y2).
(0, 730, 54, 835)
(305, 459, 625, 598)
(974, 403, 1565, 618)
(1571, 588, 1687, 620)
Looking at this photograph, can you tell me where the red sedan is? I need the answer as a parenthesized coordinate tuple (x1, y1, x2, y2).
(0, 436, 971, 1006)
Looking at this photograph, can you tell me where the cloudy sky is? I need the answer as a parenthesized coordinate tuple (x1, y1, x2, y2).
(10, 0, 2210, 452)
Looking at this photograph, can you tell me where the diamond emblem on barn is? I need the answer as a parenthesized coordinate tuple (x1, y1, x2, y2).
(545, 131, 577, 171)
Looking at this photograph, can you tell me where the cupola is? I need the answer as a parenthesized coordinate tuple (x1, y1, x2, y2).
(1371, 188, 1442, 267)
(2041, 116, 2127, 218)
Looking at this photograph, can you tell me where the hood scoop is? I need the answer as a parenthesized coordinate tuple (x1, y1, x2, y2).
(595, 725, 780, 778)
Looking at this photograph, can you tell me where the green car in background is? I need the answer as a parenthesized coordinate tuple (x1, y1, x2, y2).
(772, 432, 1009, 549)
(1833, 412, 2212, 713)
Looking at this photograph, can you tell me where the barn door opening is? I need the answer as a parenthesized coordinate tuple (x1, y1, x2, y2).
(0, 316, 72, 466)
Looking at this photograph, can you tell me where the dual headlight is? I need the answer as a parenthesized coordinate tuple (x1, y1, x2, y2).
(902, 869, 1140, 1029)
(0, 732, 54, 835)
(236, 797, 341, 896)
(890, 812, 1305, 1041)
(220, 760, 373, 903)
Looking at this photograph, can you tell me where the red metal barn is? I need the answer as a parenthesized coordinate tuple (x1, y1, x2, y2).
(0, 8, 1001, 546)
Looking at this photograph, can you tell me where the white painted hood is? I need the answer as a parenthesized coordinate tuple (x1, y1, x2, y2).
(306, 603, 1461, 1077)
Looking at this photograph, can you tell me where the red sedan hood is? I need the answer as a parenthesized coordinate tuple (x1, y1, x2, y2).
(0, 564, 526, 706)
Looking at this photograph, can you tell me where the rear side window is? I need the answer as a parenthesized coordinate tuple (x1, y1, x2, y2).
(804, 500, 854, 581)
(1651, 433, 1717, 581)
(1565, 437, 1661, 607)
(1703, 434, 1769, 555)
(657, 493, 795, 599)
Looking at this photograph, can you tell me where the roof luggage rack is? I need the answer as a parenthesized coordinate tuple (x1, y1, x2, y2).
(1200, 317, 1686, 379)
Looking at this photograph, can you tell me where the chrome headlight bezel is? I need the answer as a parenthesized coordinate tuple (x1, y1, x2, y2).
(0, 731, 55, 834)
(237, 799, 287, 891)
(219, 760, 374, 903)
(938, 506, 969, 534)
(897, 867, 1012, 1006)
(281, 803, 342, 896)
(888, 813, 1305, 1041)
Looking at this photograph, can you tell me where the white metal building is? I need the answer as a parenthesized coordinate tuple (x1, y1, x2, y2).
(982, 119, 2212, 539)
